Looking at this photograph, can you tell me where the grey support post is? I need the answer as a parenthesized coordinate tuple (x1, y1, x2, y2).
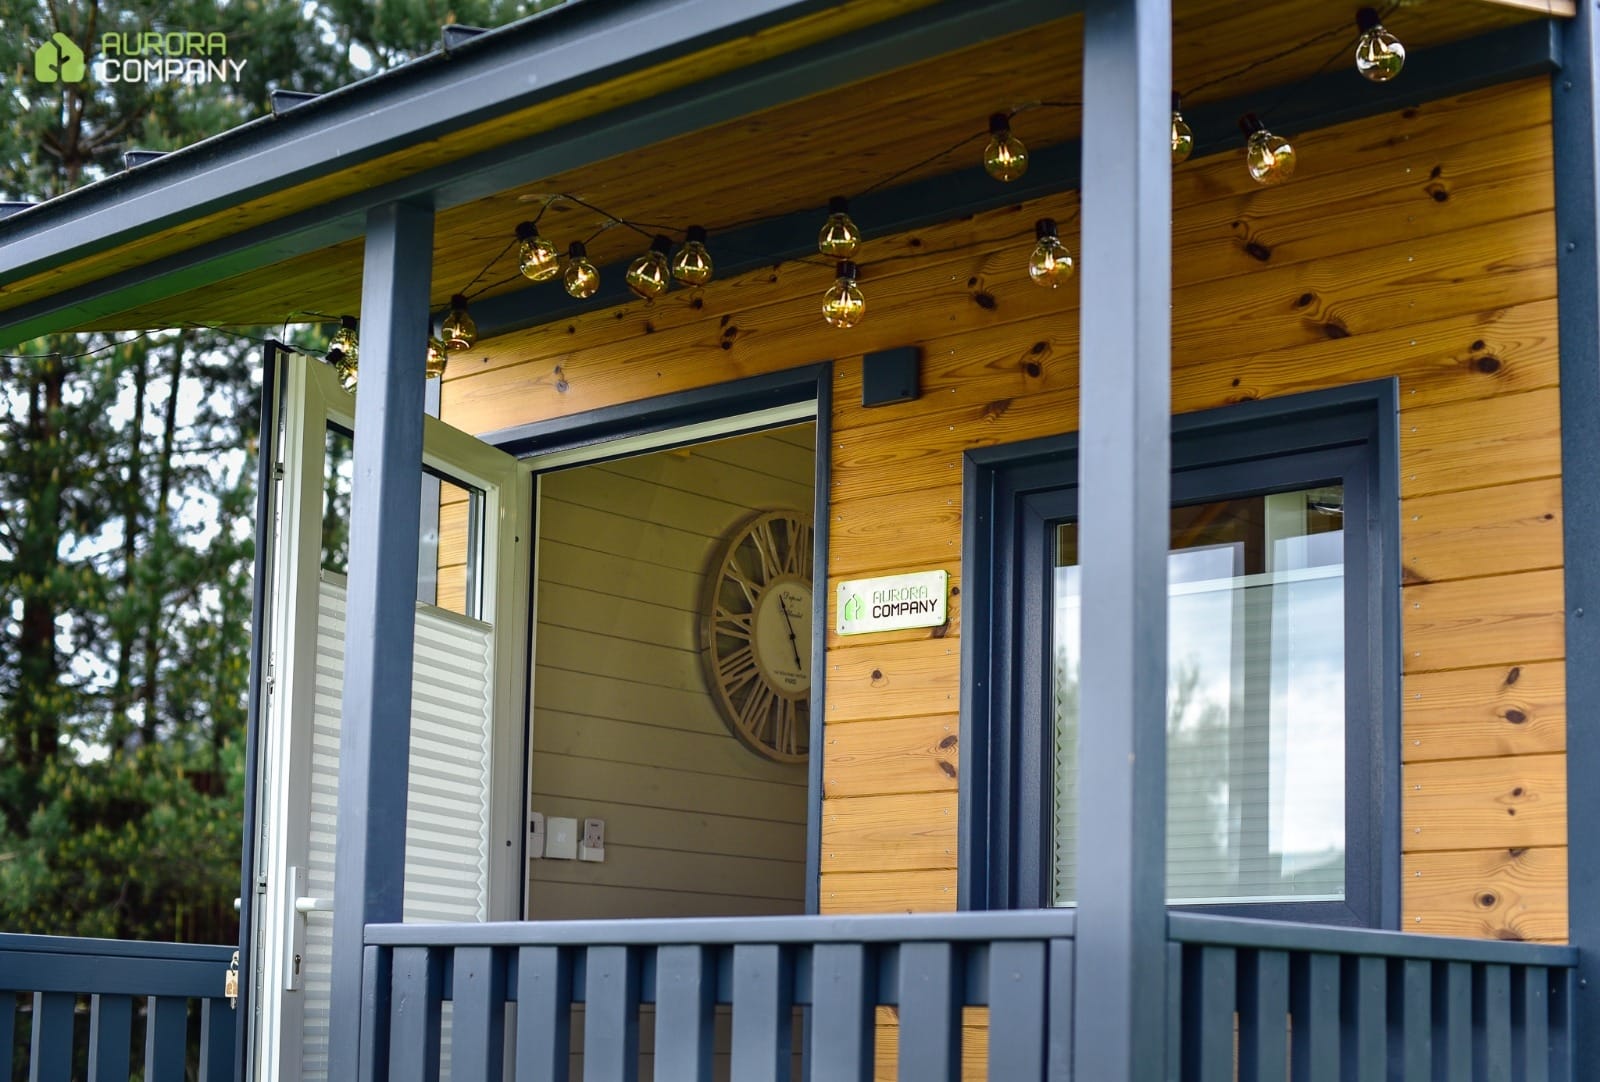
(1555, 8, 1600, 1079)
(1073, 0, 1172, 1079)
(327, 200, 436, 1082)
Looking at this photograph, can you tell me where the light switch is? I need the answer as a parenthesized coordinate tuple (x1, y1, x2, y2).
(545, 816, 578, 860)
(527, 812, 546, 859)
(579, 818, 605, 862)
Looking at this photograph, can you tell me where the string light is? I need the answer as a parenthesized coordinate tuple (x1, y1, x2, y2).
(1354, 7, 1404, 82)
(425, 337, 449, 379)
(1170, 93, 1194, 165)
(625, 236, 673, 300)
(1240, 114, 1296, 185)
(983, 113, 1028, 182)
(326, 316, 359, 389)
(818, 197, 861, 258)
(822, 261, 865, 328)
(564, 242, 600, 299)
(1027, 219, 1074, 288)
(441, 294, 479, 351)
(516, 221, 561, 282)
(672, 225, 714, 286)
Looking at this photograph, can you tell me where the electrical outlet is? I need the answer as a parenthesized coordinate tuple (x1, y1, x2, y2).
(579, 817, 605, 862)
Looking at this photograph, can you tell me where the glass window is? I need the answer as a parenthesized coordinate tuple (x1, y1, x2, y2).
(1050, 487, 1347, 907)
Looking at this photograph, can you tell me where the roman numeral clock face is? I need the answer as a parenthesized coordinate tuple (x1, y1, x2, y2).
(701, 510, 814, 763)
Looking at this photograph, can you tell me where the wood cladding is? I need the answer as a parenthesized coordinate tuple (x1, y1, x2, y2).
(441, 79, 1568, 943)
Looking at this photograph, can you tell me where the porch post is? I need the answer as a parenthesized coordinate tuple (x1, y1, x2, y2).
(1073, 0, 1171, 1079)
(327, 201, 435, 1082)
(1554, 8, 1600, 1077)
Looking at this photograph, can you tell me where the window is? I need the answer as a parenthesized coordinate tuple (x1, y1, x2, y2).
(960, 383, 1400, 926)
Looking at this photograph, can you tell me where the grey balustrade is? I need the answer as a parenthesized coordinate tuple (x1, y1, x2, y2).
(0, 932, 236, 1082)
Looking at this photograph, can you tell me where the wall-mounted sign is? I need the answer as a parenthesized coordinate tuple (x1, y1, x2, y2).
(836, 570, 949, 636)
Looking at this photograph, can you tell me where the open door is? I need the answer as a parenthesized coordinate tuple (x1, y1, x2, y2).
(246, 351, 526, 1082)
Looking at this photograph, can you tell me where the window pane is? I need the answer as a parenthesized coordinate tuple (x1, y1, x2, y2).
(1052, 486, 1346, 907)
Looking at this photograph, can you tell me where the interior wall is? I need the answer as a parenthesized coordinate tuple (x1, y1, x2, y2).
(522, 427, 814, 920)
(439, 78, 1565, 944)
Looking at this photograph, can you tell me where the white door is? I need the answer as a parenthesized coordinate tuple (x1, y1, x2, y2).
(248, 351, 527, 1082)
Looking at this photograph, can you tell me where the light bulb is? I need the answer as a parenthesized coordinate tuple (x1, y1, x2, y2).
(672, 225, 714, 286)
(822, 261, 865, 328)
(424, 337, 449, 380)
(625, 236, 672, 301)
(1028, 219, 1074, 288)
(1355, 7, 1404, 82)
(516, 221, 561, 282)
(1241, 115, 1295, 185)
(983, 113, 1028, 182)
(564, 241, 600, 299)
(818, 196, 861, 258)
(441, 294, 478, 351)
(328, 316, 358, 389)
(1171, 93, 1194, 165)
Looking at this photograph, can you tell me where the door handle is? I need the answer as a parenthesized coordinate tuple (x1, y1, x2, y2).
(283, 866, 331, 992)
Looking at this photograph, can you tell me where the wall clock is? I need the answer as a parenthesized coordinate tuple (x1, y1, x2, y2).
(701, 509, 814, 763)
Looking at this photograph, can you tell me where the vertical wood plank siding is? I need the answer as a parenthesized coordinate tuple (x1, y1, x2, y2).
(439, 81, 1566, 952)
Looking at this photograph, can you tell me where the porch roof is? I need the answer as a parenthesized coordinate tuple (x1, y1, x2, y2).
(0, 0, 1566, 346)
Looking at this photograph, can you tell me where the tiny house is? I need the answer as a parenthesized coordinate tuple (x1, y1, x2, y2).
(2, 0, 1599, 1078)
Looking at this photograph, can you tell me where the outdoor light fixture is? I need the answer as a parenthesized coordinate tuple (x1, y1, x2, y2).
(1027, 219, 1074, 288)
(1354, 7, 1404, 82)
(564, 242, 600, 299)
(818, 196, 862, 258)
(671, 225, 714, 286)
(425, 337, 449, 379)
(441, 294, 478, 351)
(1241, 114, 1295, 185)
(516, 221, 561, 282)
(1171, 93, 1194, 164)
(822, 261, 865, 328)
(983, 113, 1029, 182)
(625, 236, 673, 300)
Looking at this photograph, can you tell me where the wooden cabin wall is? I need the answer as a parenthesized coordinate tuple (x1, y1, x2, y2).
(438, 77, 1565, 948)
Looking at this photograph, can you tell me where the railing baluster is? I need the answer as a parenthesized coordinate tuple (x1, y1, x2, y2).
(30, 991, 74, 1082)
(390, 946, 444, 1082)
(1391, 958, 1432, 1081)
(144, 995, 188, 1082)
(1239, 950, 1289, 1082)
(987, 941, 1047, 1080)
(1344, 955, 1387, 1079)
(198, 998, 236, 1082)
(1514, 966, 1550, 1082)
(1289, 952, 1340, 1082)
(1182, 946, 1236, 1082)
(451, 947, 506, 1082)
(1548, 967, 1574, 1082)
(515, 946, 572, 1082)
(1046, 938, 1075, 1082)
(1478, 963, 1512, 1080)
(1436, 961, 1472, 1080)
(362, 943, 395, 1082)
(809, 943, 873, 1082)
(731, 944, 792, 1082)
(0, 994, 13, 1082)
(87, 993, 133, 1082)
(582, 945, 640, 1082)
(896, 941, 961, 1082)
(655, 945, 716, 1082)
(1165, 940, 1183, 1082)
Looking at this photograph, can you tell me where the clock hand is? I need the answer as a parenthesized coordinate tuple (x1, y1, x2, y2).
(778, 596, 805, 672)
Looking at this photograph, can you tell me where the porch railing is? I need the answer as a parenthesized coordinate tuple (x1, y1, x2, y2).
(364, 910, 1579, 1081)
(0, 931, 237, 1082)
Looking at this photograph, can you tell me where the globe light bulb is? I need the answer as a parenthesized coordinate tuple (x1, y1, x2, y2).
(1170, 93, 1194, 165)
(818, 196, 861, 258)
(424, 337, 449, 380)
(563, 241, 600, 299)
(671, 225, 714, 286)
(822, 261, 865, 328)
(625, 236, 672, 300)
(516, 221, 561, 282)
(1354, 7, 1404, 83)
(1028, 218, 1074, 288)
(983, 113, 1028, 182)
(328, 315, 359, 389)
(441, 294, 478, 351)
(1241, 114, 1296, 186)
(328, 347, 356, 391)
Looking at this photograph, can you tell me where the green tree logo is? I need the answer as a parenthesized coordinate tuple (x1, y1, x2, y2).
(35, 33, 87, 83)
(842, 594, 864, 621)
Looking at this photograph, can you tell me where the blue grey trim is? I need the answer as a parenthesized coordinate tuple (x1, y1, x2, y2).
(1553, 7, 1600, 1075)
(807, 367, 833, 916)
(1169, 913, 1577, 968)
(328, 202, 436, 1082)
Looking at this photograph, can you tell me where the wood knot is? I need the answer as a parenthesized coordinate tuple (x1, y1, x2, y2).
(1512, 787, 1525, 797)
(1024, 361, 1043, 378)
(720, 314, 732, 328)
(1509, 847, 1528, 858)
(1322, 321, 1351, 340)
(949, 586, 959, 597)
(1031, 341, 1049, 355)
(1473, 355, 1502, 374)
(938, 735, 958, 749)
(1504, 708, 1528, 725)
(1471, 339, 1486, 351)
(982, 399, 1013, 422)
(1505, 665, 1522, 686)
(967, 277, 979, 288)
(1429, 186, 1450, 203)
(566, 325, 576, 335)
(1478, 893, 1497, 908)
(1244, 241, 1272, 262)
(691, 296, 704, 310)
(1293, 292, 1315, 309)
(973, 290, 998, 310)
(1430, 165, 1443, 179)
(1231, 378, 1241, 387)
(1493, 929, 1526, 942)
(909, 237, 923, 248)
(643, 321, 655, 334)
(937, 760, 958, 779)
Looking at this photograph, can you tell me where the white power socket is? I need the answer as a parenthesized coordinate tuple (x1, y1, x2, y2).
(579, 817, 605, 862)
